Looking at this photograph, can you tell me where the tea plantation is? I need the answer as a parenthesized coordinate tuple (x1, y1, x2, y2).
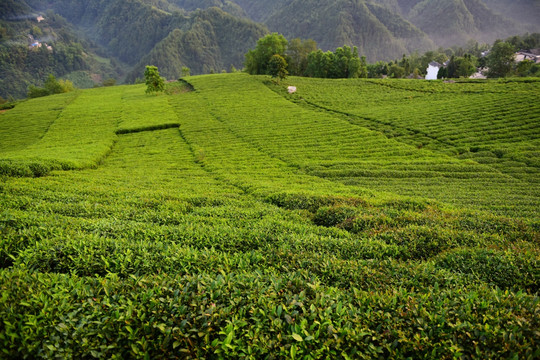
(0, 73, 538, 358)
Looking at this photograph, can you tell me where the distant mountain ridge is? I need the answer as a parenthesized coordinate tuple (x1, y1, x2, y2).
(232, 0, 538, 53)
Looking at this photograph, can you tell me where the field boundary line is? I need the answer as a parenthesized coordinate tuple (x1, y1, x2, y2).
(266, 83, 533, 185)
(115, 123, 180, 135)
(38, 91, 81, 143)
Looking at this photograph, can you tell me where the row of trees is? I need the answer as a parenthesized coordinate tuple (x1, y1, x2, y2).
(245, 33, 540, 81)
(245, 34, 368, 80)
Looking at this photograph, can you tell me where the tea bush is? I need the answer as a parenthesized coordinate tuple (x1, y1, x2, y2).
(0, 73, 538, 357)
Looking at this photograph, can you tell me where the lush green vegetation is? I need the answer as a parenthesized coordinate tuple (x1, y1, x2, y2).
(27, 74, 75, 98)
(0, 1, 124, 99)
(0, 73, 538, 358)
(282, 76, 540, 218)
(36, 0, 267, 82)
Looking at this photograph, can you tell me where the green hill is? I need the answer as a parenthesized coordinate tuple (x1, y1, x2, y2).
(482, 0, 540, 29)
(3, 0, 540, 99)
(0, 74, 538, 357)
(0, 0, 267, 98)
(159, 0, 540, 59)
(39, 0, 267, 71)
(125, 7, 267, 81)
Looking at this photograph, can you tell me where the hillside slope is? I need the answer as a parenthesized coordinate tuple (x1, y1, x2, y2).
(39, 0, 267, 73)
(0, 0, 267, 98)
(168, 0, 540, 58)
(0, 74, 538, 357)
(0, 0, 124, 99)
(2, 0, 540, 98)
(125, 7, 266, 81)
(406, 0, 520, 46)
(263, 0, 434, 61)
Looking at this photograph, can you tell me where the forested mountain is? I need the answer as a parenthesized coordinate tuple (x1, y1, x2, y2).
(0, 0, 124, 99)
(0, 0, 267, 98)
(1, 0, 539, 99)
(235, 0, 538, 52)
(477, 0, 540, 28)
(125, 8, 266, 82)
(263, 0, 434, 61)
(165, 0, 539, 59)
(29, 0, 266, 71)
(398, 0, 521, 47)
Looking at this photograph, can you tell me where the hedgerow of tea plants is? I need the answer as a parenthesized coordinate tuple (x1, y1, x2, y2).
(0, 74, 538, 358)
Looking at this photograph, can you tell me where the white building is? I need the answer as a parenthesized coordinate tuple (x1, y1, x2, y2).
(425, 62, 441, 80)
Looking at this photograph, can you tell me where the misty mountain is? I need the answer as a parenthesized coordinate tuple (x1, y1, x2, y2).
(28, 0, 266, 69)
(239, 0, 538, 52)
(169, 0, 539, 59)
(0, 0, 267, 98)
(399, 0, 522, 47)
(263, 0, 434, 61)
(482, 0, 540, 29)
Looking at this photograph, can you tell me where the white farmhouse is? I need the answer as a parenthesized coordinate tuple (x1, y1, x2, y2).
(425, 62, 441, 80)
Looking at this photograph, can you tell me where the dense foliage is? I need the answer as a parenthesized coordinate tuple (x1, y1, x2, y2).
(245, 33, 288, 76)
(0, 1, 125, 99)
(267, 54, 288, 82)
(305, 47, 367, 79)
(245, 34, 367, 79)
(487, 40, 519, 78)
(27, 74, 75, 98)
(247, 33, 539, 80)
(0, 74, 538, 357)
(144, 66, 165, 94)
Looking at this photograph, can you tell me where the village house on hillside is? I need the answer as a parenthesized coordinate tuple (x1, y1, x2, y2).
(27, 34, 52, 51)
(515, 49, 540, 64)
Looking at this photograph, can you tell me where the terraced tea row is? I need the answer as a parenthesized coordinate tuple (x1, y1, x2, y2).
(0, 74, 538, 358)
(0, 92, 79, 153)
(288, 78, 540, 181)
(181, 74, 538, 218)
(2, 127, 537, 358)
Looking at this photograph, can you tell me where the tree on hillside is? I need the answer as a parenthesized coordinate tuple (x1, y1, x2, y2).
(305, 50, 333, 78)
(245, 33, 288, 75)
(515, 59, 535, 77)
(268, 54, 288, 83)
(44, 74, 64, 95)
(487, 41, 516, 78)
(388, 64, 405, 78)
(181, 66, 191, 77)
(28, 74, 75, 98)
(437, 66, 448, 79)
(349, 55, 368, 78)
(446, 54, 477, 78)
(144, 65, 164, 94)
(286, 38, 317, 76)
